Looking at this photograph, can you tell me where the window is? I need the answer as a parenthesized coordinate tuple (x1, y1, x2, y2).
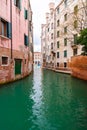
(51, 33, 53, 39)
(0, 19, 12, 38)
(48, 28, 49, 32)
(64, 50, 67, 57)
(57, 7, 59, 14)
(57, 31, 59, 37)
(24, 8, 28, 19)
(14, 0, 21, 10)
(74, 20, 78, 28)
(51, 43, 53, 49)
(74, 34, 77, 44)
(52, 56, 54, 60)
(64, 26, 67, 34)
(35, 61, 37, 64)
(73, 48, 77, 56)
(57, 41, 59, 48)
(64, 0, 67, 7)
(64, 38, 67, 46)
(64, 62, 67, 67)
(57, 62, 59, 67)
(57, 52, 59, 58)
(51, 23, 53, 29)
(64, 14, 67, 21)
(48, 56, 50, 61)
(1, 20, 7, 37)
(74, 5, 78, 15)
(57, 20, 59, 26)
(48, 45, 49, 50)
(2, 56, 8, 65)
(7, 22, 12, 38)
(24, 34, 29, 46)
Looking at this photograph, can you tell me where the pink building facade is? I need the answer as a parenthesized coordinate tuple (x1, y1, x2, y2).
(0, 0, 33, 84)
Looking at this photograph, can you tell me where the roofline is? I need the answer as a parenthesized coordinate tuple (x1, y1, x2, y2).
(55, 0, 64, 9)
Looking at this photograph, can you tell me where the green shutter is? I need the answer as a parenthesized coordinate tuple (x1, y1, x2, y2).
(74, 5, 78, 15)
(57, 52, 59, 58)
(57, 41, 59, 48)
(64, 50, 67, 57)
(57, 31, 59, 37)
(64, 38, 67, 46)
(24, 34, 29, 46)
(7, 22, 12, 39)
(14, 0, 16, 5)
(74, 20, 78, 28)
(24, 8, 28, 19)
(24, 34, 26, 46)
(27, 36, 29, 45)
(26, 10, 28, 19)
(15, 59, 22, 75)
(74, 34, 77, 44)
(64, 27, 67, 33)
(19, 0, 22, 10)
(14, 0, 22, 10)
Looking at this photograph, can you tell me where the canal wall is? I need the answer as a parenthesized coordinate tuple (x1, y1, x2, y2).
(70, 56, 87, 80)
(0, 47, 33, 85)
(42, 67, 71, 75)
(0, 66, 32, 85)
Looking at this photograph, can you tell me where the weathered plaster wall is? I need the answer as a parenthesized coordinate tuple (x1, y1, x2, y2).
(0, 0, 33, 84)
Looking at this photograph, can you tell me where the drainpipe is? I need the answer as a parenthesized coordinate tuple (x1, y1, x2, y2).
(10, 0, 13, 60)
(28, 0, 30, 72)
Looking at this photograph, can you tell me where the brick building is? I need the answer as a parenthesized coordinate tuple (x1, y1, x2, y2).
(0, 0, 33, 84)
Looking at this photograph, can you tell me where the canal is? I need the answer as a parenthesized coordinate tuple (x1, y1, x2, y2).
(0, 68, 87, 130)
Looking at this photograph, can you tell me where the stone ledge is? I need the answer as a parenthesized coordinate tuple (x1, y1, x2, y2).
(0, 70, 33, 85)
(42, 67, 71, 75)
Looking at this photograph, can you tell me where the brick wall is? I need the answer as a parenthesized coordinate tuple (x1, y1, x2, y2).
(0, 47, 30, 84)
(70, 56, 87, 80)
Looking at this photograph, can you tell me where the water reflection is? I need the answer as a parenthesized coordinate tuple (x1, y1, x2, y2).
(30, 69, 87, 130)
(0, 68, 87, 130)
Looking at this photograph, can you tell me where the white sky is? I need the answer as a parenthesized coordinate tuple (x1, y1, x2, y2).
(30, 0, 60, 52)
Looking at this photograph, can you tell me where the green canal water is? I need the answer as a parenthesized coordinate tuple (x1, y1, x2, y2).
(0, 68, 87, 130)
